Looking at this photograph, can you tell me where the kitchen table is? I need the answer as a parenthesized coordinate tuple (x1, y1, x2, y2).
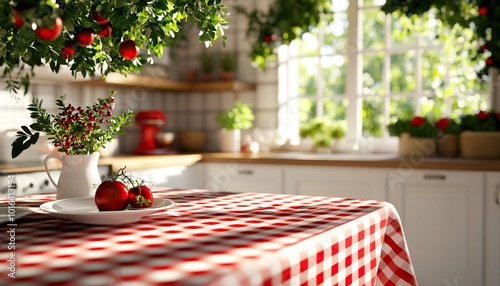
(0, 189, 417, 285)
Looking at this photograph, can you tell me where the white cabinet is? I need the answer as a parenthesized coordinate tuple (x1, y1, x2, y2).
(387, 170, 484, 286)
(284, 166, 386, 200)
(203, 163, 282, 194)
(485, 172, 500, 286)
(129, 164, 204, 189)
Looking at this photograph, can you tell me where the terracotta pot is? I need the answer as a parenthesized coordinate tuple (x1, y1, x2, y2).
(219, 71, 234, 81)
(436, 134, 459, 157)
(459, 131, 500, 159)
(398, 133, 436, 157)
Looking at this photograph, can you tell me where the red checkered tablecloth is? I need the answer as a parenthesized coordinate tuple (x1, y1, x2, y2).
(0, 189, 417, 286)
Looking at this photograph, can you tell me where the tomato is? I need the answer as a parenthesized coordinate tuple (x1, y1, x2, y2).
(36, 17, 63, 41)
(92, 12, 109, 24)
(97, 22, 112, 38)
(95, 181, 129, 211)
(61, 43, 75, 59)
(76, 28, 95, 47)
(128, 185, 153, 208)
(119, 39, 139, 60)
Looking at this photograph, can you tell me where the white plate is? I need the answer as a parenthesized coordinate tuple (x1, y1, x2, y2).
(39, 197, 175, 225)
(0, 207, 32, 224)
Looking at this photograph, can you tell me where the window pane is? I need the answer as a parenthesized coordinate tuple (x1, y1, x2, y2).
(297, 31, 320, 57)
(391, 13, 416, 47)
(389, 96, 414, 121)
(299, 98, 317, 123)
(323, 12, 348, 54)
(363, 0, 386, 7)
(324, 99, 347, 121)
(362, 96, 384, 137)
(322, 55, 347, 95)
(332, 0, 349, 12)
(422, 50, 445, 91)
(390, 52, 416, 93)
(363, 8, 385, 50)
(363, 52, 384, 95)
(297, 57, 319, 96)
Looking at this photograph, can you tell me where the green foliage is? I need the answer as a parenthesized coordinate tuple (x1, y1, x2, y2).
(381, 0, 500, 78)
(234, 0, 333, 69)
(460, 111, 500, 131)
(199, 52, 214, 73)
(299, 117, 347, 147)
(216, 101, 255, 130)
(435, 118, 462, 135)
(0, 0, 228, 94)
(387, 116, 437, 138)
(11, 91, 135, 158)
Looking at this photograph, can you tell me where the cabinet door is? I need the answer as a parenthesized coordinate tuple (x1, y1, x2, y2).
(130, 165, 205, 189)
(485, 172, 500, 286)
(284, 166, 386, 201)
(387, 170, 484, 286)
(204, 163, 282, 194)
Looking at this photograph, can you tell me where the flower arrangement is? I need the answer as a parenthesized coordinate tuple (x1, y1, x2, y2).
(299, 117, 347, 147)
(435, 118, 461, 135)
(11, 91, 135, 158)
(460, 110, 500, 131)
(387, 116, 436, 138)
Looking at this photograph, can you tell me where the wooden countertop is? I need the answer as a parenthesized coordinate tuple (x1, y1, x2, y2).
(1, 152, 499, 174)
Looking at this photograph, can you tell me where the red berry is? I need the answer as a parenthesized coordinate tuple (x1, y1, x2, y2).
(119, 39, 139, 60)
(486, 57, 494, 66)
(35, 17, 63, 41)
(76, 28, 95, 47)
(13, 10, 23, 28)
(92, 12, 109, 24)
(479, 6, 488, 15)
(480, 44, 489, 52)
(97, 22, 112, 38)
(61, 43, 75, 59)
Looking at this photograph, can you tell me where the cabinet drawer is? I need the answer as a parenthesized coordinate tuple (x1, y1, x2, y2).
(204, 163, 282, 194)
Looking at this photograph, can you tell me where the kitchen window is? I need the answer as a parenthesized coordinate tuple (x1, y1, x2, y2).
(277, 0, 488, 148)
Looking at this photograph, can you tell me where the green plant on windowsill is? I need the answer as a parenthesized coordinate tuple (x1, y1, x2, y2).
(221, 52, 237, 72)
(387, 116, 437, 138)
(460, 111, 500, 132)
(299, 117, 347, 148)
(216, 101, 255, 130)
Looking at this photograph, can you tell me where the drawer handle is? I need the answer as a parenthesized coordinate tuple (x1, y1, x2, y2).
(238, 170, 254, 175)
(423, 174, 446, 180)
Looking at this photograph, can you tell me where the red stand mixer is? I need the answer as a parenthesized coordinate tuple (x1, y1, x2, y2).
(134, 110, 174, 155)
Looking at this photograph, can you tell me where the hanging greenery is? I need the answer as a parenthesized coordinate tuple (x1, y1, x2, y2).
(0, 0, 228, 94)
(235, 0, 333, 70)
(381, 0, 500, 79)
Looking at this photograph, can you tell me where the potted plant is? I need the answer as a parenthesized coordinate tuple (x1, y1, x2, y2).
(199, 52, 214, 81)
(216, 101, 255, 152)
(435, 117, 461, 157)
(299, 117, 347, 153)
(219, 52, 238, 81)
(12, 91, 135, 199)
(388, 116, 437, 157)
(459, 110, 500, 158)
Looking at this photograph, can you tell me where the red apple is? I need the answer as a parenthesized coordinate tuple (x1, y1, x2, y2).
(97, 22, 112, 38)
(76, 28, 95, 47)
(35, 17, 63, 41)
(119, 39, 139, 60)
(61, 43, 75, 59)
(13, 10, 23, 28)
(92, 12, 109, 24)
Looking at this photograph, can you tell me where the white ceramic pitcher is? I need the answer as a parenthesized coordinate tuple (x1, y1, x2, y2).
(44, 153, 101, 200)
